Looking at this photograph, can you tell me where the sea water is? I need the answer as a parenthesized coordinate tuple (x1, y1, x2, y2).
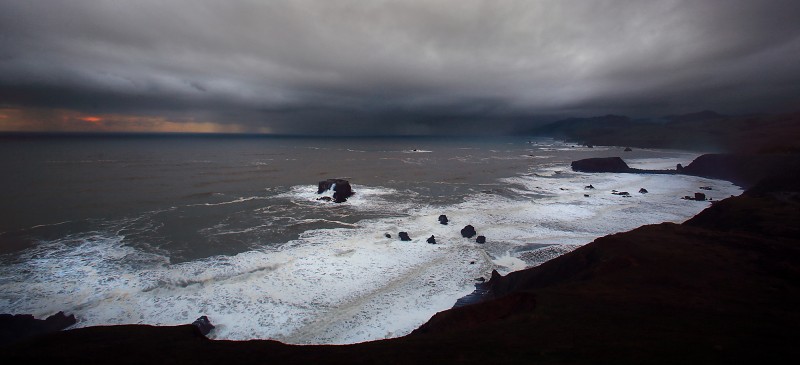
(0, 135, 741, 344)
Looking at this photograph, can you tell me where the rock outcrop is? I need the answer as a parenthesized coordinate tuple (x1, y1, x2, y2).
(191, 316, 214, 336)
(680, 153, 800, 188)
(438, 215, 449, 225)
(317, 179, 354, 203)
(461, 225, 477, 238)
(0, 312, 76, 346)
(571, 157, 631, 173)
(682, 192, 707, 201)
(426, 235, 436, 244)
(476, 236, 486, 244)
(398, 232, 411, 241)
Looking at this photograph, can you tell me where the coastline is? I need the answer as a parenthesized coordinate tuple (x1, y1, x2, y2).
(3, 151, 799, 363)
(0, 143, 738, 344)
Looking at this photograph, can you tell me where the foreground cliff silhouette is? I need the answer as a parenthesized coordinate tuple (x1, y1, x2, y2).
(3, 162, 799, 364)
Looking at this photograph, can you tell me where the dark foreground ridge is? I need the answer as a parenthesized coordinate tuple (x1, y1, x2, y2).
(0, 312, 75, 346)
(3, 161, 800, 364)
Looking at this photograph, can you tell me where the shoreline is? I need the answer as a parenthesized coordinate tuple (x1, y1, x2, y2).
(1, 147, 737, 344)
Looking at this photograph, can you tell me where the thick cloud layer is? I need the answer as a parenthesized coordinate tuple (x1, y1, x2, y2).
(1, 0, 799, 134)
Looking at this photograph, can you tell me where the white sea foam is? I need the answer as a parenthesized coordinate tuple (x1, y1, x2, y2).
(625, 155, 697, 170)
(190, 196, 269, 207)
(0, 155, 742, 345)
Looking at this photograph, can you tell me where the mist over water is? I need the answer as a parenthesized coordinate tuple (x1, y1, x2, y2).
(0, 135, 741, 343)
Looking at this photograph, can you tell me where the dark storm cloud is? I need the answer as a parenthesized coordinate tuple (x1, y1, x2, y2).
(1, 0, 799, 134)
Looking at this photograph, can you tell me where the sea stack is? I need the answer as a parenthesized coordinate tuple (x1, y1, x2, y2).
(317, 179, 354, 203)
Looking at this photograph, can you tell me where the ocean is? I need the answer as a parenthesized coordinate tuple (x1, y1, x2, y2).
(0, 134, 741, 344)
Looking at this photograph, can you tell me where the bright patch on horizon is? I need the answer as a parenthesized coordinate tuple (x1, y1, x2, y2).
(0, 107, 261, 134)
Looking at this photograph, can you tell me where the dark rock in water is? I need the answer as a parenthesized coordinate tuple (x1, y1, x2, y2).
(683, 193, 708, 201)
(612, 191, 631, 196)
(0, 311, 76, 346)
(427, 235, 436, 244)
(700, 186, 712, 190)
(384, 233, 391, 238)
(191, 316, 214, 336)
(476, 236, 486, 244)
(461, 225, 477, 238)
(639, 188, 648, 194)
(677, 163, 684, 172)
(585, 184, 595, 189)
(317, 179, 354, 203)
(475, 277, 485, 282)
(399, 232, 411, 241)
(438, 215, 449, 225)
(317, 196, 332, 202)
(624, 147, 633, 152)
(571, 157, 631, 173)
(470, 261, 475, 265)
(586, 144, 594, 148)
(584, 194, 590, 197)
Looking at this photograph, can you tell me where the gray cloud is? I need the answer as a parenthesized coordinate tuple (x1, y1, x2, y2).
(1, 0, 799, 134)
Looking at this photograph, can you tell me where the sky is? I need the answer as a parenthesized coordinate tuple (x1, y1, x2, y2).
(1, 0, 799, 135)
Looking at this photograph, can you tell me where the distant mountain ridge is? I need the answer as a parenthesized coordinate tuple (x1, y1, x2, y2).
(526, 111, 800, 153)
(661, 110, 727, 123)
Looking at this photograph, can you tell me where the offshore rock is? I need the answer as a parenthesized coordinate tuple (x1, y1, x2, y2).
(461, 225, 477, 238)
(427, 235, 436, 244)
(438, 215, 449, 225)
(317, 179, 354, 203)
(399, 232, 411, 241)
(571, 157, 631, 173)
(476, 236, 486, 244)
